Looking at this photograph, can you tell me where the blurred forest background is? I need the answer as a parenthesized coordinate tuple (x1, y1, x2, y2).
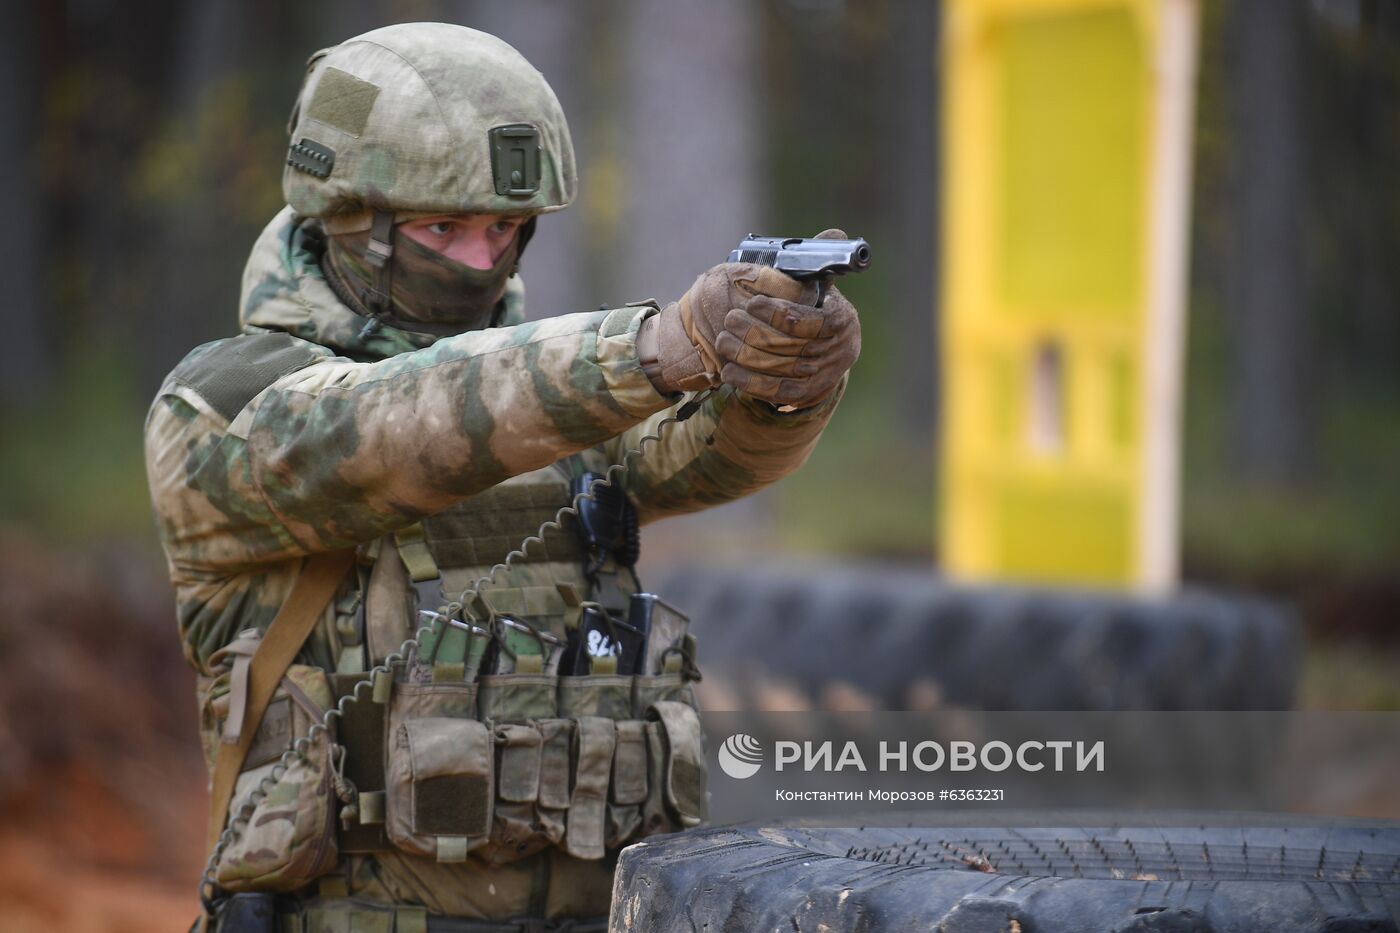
(0, 0, 1397, 928)
(3, 0, 1397, 676)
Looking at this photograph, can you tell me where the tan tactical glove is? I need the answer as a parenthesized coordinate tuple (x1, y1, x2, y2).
(641, 263, 814, 394)
(713, 229, 861, 408)
(639, 229, 861, 407)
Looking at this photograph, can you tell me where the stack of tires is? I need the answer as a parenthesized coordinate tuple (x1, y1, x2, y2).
(606, 564, 1400, 930)
(655, 562, 1300, 710)
(613, 819, 1400, 931)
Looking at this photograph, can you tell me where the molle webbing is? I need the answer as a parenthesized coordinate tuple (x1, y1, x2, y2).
(419, 483, 585, 568)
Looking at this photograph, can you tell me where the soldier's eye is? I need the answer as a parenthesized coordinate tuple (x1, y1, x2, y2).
(427, 221, 453, 236)
(489, 219, 518, 235)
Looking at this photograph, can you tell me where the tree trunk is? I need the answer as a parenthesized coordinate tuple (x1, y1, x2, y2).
(892, 0, 940, 438)
(141, 0, 250, 389)
(1224, 0, 1312, 484)
(0, 3, 50, 403)
(619, 0, 765, 303)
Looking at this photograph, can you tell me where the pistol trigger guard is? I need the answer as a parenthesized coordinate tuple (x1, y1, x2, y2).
(814, 277, 829, 309)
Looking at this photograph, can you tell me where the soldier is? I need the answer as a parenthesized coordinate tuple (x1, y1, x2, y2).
(145, 22, 860, 932)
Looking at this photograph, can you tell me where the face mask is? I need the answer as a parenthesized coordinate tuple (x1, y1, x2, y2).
(325, 225, 520, 334)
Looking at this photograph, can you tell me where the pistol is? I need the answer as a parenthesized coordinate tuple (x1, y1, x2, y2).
(729, 234, 872, 307)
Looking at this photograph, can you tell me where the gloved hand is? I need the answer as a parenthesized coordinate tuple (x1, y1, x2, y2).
(638, 230, 862, 407)
(713, 228, 861, 408)
(640, 262, 815, 394)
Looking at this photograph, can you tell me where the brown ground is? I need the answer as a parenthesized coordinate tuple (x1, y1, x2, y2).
(0, 535, 206, 932)
(0, 762, 205, 932)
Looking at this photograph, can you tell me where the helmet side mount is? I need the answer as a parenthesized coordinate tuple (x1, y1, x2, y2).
(489, 124, 542, 197)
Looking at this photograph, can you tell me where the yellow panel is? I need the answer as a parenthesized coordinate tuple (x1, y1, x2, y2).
(999, 8, 1145, 317)
(995, 482, 1133, 583)
(991, 350, 1020, 446)
(1107, 351, 1136, 449)
(939, 0, 1170, 588)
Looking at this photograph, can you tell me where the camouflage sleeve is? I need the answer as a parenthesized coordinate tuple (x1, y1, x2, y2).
(146, 306, 671, 572)
(605, 372, 847, 525)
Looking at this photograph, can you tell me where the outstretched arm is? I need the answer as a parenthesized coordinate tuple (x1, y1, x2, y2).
(146, 306, 670, 571)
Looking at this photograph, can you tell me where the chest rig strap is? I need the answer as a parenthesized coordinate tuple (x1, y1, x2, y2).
(393, 523, 468, 683)
(395, 522, 441, 587)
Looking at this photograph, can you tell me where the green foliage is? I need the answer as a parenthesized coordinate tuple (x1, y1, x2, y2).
(1182, 248, 1400, 578)
(1302, 641, 1400, 710)
(133, 74, 285, 227)
(0, 352, 154, 550)
(1178, 0, 1400, 583)
(772, 274, 936, 559)
(1182, 387, 1400, 577)
(775, 389, 935, 559)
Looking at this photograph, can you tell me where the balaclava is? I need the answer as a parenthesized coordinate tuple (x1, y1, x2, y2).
(322, 215, 536, 335)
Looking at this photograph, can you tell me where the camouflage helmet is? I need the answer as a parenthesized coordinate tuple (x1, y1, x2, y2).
(283, 23, 576, 220)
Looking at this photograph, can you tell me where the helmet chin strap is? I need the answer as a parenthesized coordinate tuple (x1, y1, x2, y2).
(514, 216, 537, 273)
(359, 209, 396, 339)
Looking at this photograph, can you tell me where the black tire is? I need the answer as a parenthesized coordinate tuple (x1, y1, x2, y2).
(655, 562, 1301, 710)
(611, 818, 1400, 931)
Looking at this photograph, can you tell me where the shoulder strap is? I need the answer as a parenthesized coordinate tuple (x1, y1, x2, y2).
(205, 550, 356, 854)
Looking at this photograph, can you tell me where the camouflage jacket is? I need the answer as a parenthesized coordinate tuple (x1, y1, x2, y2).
(146, 207, 844, 676)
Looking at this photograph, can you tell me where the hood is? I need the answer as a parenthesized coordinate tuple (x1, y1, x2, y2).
(239, 205, 527, 361)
